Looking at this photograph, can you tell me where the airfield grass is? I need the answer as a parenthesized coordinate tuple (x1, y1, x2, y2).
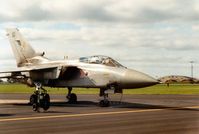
(0, 83, 199, 94)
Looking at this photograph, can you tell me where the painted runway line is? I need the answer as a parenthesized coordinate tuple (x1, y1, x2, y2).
(0, 105, 198, 122)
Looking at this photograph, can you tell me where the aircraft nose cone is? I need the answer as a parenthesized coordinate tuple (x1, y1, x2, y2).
(121, 69, 159, 88)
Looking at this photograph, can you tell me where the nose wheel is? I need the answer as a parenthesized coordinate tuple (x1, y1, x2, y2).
(30, 83, 50, 112)
(99, 99, 110, 107)
(99, 88, 110, 107)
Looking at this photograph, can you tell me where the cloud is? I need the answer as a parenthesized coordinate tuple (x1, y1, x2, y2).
(0, 0, 198, 23)
(0, 0, 198, 77)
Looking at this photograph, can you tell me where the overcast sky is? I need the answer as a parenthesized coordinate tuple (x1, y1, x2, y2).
(0, 0, 199, 78)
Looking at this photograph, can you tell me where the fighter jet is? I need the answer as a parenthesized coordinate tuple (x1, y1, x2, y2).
(0, 28, 158, 112)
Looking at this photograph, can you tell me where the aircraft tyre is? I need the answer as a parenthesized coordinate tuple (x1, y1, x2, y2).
(32, 103, 39, 112)
(68, 93, 77, 103)
(41, 94, 50, 111)
(99, 100, 110, 107)
(30, 94, 37, 105)
(32, 83, 50, 112)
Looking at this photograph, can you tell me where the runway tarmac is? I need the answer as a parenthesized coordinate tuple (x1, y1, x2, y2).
(0, 94, 198, 134)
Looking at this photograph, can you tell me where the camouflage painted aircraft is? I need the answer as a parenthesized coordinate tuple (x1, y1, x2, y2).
(0, 28, 158, 112)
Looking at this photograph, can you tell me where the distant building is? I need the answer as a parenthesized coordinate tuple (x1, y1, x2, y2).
(158, 75, 199, 84)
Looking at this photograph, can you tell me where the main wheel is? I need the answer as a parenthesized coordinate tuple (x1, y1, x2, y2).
(68, 93, 77, 103)
(41, 94, 50, 111)
(32, 103, 39, 111)
(30, 94, 37, 105)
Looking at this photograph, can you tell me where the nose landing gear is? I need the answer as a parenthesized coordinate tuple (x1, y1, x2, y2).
(99, 86, 123, 107)
(99, 88, 110, 107)
(30, 83, 50, 112)
(99, 95, 110, 107)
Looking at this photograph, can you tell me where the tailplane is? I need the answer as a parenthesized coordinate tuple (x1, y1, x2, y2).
(6, 28, 46, 67)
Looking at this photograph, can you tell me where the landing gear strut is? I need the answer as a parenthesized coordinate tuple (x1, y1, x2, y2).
(30, 83, 50, 112)
(99, 88, 110, 107)
(66, 87, 77, 103)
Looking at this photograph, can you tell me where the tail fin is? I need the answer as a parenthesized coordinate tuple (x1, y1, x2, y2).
(6, 28, 44, 67)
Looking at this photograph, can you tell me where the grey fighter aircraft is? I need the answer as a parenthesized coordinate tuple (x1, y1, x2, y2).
(0, 28, 158, 111)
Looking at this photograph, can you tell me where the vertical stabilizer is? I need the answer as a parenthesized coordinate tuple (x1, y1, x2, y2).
(6, 28, 36, 67)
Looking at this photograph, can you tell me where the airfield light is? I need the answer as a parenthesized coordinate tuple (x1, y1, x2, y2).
(190, 61, 194, 83)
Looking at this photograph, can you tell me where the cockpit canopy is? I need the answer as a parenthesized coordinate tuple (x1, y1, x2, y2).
(79, 55, 125, 68)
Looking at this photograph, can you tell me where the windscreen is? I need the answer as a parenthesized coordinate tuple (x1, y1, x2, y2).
(79, 55, 125, 68)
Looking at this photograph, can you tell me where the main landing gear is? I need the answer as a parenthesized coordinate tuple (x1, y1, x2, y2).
(66, 87, 77, 103)
(29, 83, 50, 112)
(99, 88, 110, 107)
